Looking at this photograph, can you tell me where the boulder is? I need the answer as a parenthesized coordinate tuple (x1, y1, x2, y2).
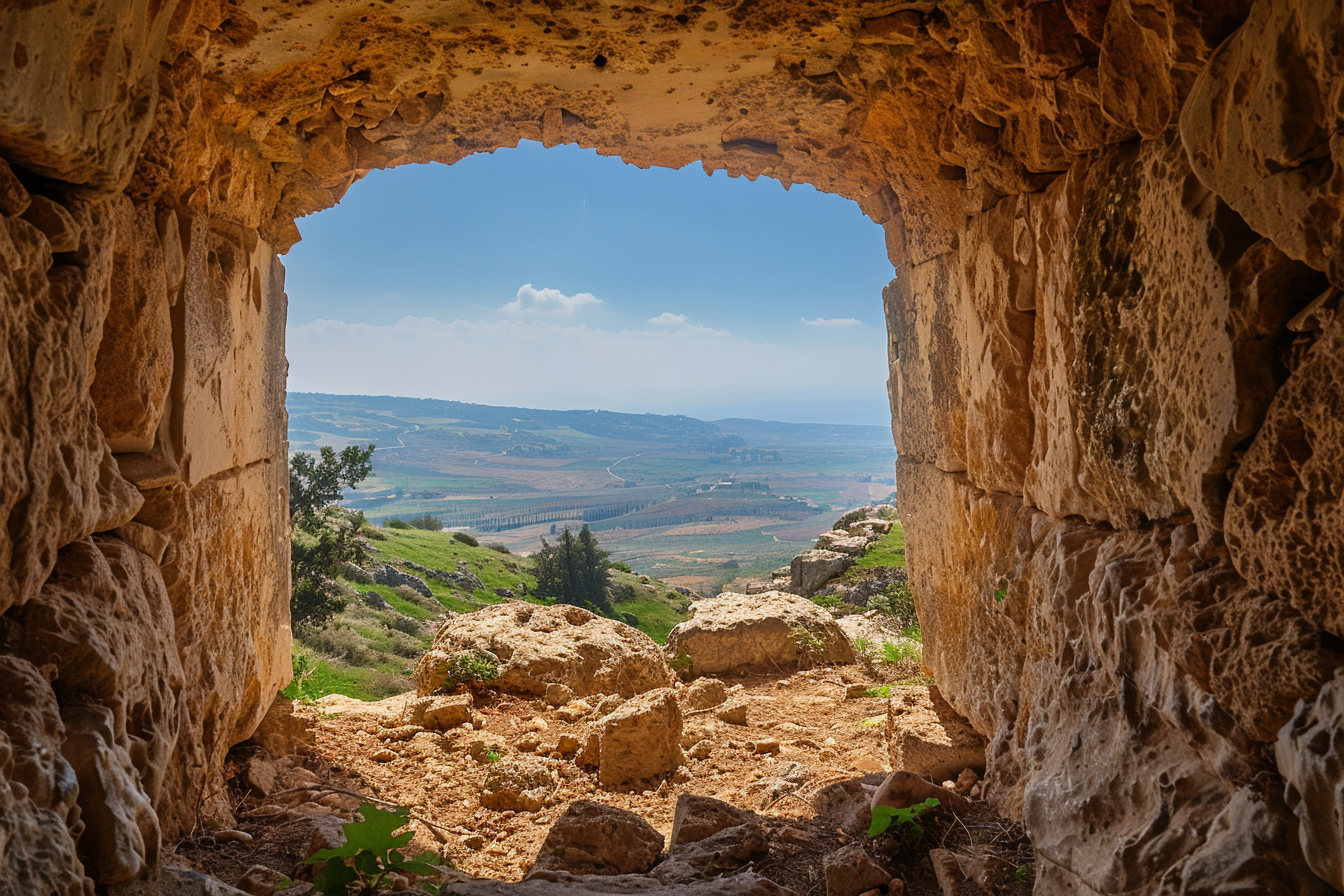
(790, 551, 855, 597)
(481, 756, 561, 812)
(361, 591, 394, 612)
(528, 801, 664, 877)
(598, 688, 682, 789)
(666, 592, 855, 677)
(885, 687, 986, 782)
(402, 693, 474, 731)
(417, 603, 675, 698)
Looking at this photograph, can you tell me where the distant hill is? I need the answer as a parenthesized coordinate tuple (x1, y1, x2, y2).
(288, 392, 896, 588)
(288, 392, 892, 448)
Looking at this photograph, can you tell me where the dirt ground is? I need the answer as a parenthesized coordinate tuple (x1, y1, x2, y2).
(175, 663, 1032, 895)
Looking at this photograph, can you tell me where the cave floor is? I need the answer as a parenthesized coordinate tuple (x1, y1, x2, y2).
(171, 664, 1032, 895)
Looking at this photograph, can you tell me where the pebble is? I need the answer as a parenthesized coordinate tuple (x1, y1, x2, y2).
(753, 738, 781, 754)
(372, 749, 397, 762)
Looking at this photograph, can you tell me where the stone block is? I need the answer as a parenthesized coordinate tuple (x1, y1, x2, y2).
(597, 688, 682, 789)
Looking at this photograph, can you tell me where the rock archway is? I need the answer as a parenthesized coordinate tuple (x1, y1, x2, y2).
(1, 0, 1342, 892)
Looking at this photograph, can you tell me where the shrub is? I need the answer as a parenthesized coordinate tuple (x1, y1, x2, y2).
(409, 513, 442, 531)
(385, 517, 411, 530)
(868, 797, 940, 841)
(867, 580, 916, 625)
(435, 650, 499, 693)
(621, 612, 640, 627)
(452, 531, 479, 547)
(385, 614, 423, 637)
(306, 803, 447, 895)
(609, 561, 633, 573)
(881, 640, 920, 665)
(484, 542, 511, 554)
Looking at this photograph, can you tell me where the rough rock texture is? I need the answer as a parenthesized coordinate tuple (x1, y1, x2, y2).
(597, 688, 683, 789)
(666, 592, 855, 676)
(885, 687, 987, 783)
(528, 801, 665, 877)
(443, 872, 792, 896)
(1277, 668, 1344, 890)
(418, 603, 676, 698)
(2, 0, 1343, 892)
(790, 550, 854, 597)
(480, 756, 561, 813)
(670, 794, 753, 848)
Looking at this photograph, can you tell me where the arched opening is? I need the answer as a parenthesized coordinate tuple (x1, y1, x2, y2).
(1, 0, 1342, 893)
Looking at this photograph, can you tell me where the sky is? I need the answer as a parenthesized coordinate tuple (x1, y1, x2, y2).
(283, 141, 896, 425)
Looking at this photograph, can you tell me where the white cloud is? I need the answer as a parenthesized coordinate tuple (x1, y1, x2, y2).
(286, 313, 888, 423)
(648, 312, 689, 327)
(801, 316, 863, 327)
(502, 283, 600, 315)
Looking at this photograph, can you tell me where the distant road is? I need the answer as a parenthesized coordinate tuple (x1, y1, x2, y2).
(606, 453, 644, 483)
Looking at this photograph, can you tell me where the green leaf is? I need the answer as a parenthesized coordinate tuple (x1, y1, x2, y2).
(310, 858, 358, 896)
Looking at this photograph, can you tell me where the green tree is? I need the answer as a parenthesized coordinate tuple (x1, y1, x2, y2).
(533, 524, 613, 614)
(290, 445, 376, 627)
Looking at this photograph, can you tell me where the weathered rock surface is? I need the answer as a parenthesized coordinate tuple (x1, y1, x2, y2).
(1278, 668, 1344, 890)
(1, 0, 1342, 892)
(789, 550, 854, 597)
(823, 843, 891, 896)
(418, 603, 675, 698)
(372, 564, 432, 599)
(528, 801, 664, 877)
(885, 688, 986, 783)
(666, 592, 854, 677)
(597, 688, 683, 789)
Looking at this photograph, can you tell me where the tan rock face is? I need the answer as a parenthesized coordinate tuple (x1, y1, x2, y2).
(666, 592, 855, 676)
(418, 603, 676, 699)
(1, 0, 1343, 892)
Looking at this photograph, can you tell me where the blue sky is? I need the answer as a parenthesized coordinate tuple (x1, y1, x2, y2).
(283, 141, 895, 425)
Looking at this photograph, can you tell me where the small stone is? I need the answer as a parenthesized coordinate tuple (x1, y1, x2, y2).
(715, 702, 748, 726)
(371, 749, 397, 762)
(845, 684, 869, 699)
(754, 738, 781, 754)
(824, 842, 892, 896)
(463, 834, 486, 849)
(671, 794, 753, 847)
(555, 700, 593, 723)
(545, 683, 575, 707)
(687, 740, 713, 760)
(681, 678, 728, 711)
(238, 864, 289, 896)
(244, 755, 278, 796)
(557, 734, 581, 756)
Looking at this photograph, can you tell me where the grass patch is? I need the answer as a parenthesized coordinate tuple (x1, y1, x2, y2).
(858, 715, 885, 728)
(854, 524, 906, 570)
(864, 685, 892, 698)
(881, 640, 921, 664)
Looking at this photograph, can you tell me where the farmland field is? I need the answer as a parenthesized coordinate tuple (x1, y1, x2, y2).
(291, 392, 897, 591)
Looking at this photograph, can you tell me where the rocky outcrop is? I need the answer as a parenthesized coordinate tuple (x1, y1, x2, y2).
(417, 603, 676, 698)
(666, 592, 855, 676)
(789, 550, 854, 597)
(372, 563, 433, 599)
(1, 0, 1343, 892)
(885, 688, 986, 784)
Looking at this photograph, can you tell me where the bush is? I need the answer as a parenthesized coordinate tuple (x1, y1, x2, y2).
(385, 614, 424, 637)
(385, 517, 411, 530)
(436, 650, 499, 692)
(409, 513, 442, 531)
(621, 612, 640, 627)
(609, 561, 633, 573)
(867, 580, 916, 626)
(452, 531, 479, 547)
(484, 542, 511, 554)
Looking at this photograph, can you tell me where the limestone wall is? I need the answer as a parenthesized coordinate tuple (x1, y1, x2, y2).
(0, 0, 1341, 892)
